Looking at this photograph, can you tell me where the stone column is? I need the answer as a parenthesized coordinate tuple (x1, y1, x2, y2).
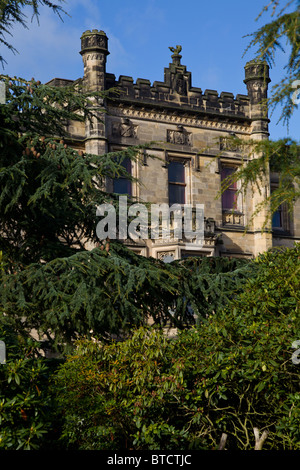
(80, 29, 109, 156)
(244, 60, 272, 256)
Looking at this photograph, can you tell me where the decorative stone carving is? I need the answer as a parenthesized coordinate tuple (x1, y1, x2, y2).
(174, 74, 187, 95)
(109, 106, 249, 134)
(220, 136, 242, 152)
(158, 251, 176, 263)
(81, 32, 108, 51)
(222, 211, 244, 226)
(167, 129, 191, 145)
(204, 217, 216, 234)
(112, 120, 137, 138)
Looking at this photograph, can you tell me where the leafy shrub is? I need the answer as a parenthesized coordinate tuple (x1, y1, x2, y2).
(0, 317, 61, 450)
(53, 245, 300, 450)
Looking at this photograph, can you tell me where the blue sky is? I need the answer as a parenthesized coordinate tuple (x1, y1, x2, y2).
(3, 0, 299, 141)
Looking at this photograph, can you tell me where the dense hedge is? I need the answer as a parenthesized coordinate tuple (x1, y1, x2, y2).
(0, 245, 299, 450)
(53, 246, 300, 450)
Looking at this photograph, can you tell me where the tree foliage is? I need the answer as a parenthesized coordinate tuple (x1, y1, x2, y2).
(0, 240, 254, 351)
(0, 0, 66, 65)
(0, 75, 147, 265)
(244, 0, 300, 125)
(218, 135, 300, 228)
(0, 318, 59, 450)
(53, 245, 300, 451)
(222, 1, 300, 224)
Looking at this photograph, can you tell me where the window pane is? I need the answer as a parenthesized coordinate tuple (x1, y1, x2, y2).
(113, 157, 132, 195)
(272, 209, 282, 228)
(168, 161, 185, 183)
(221, 167, 237, 189)
(169, 183, 185, 205)
(222, 191, 237, 210)
(113, 178, 132, 195)
(221, 167, 237, 210)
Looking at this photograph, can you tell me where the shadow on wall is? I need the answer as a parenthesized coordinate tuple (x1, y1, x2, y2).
(218, 232, 253, 258)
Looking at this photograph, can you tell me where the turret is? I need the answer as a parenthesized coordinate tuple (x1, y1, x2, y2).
(244, 59, 271, 140)
(80, 29, 109, 155)
(244, 60, 272, 255)
(80, 29, 109, 92)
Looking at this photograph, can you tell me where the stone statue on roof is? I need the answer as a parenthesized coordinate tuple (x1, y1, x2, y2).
(169, 45, 182, 55)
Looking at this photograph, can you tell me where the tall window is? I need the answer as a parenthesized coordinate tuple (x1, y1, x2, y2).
(168, 161, 186, 205)
(221, 167, 237, 210)
(113, 157, 132, 195)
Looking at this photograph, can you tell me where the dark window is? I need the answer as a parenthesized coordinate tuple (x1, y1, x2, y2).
(271, 186, 287, 231)
(272, 203, 283, 229)
(113, 158, 132, 195)
(168, 161, 185, 205)
(221, 167, 237, 210)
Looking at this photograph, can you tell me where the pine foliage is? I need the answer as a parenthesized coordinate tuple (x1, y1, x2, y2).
(0, 0, 66, 65)
(244, 0, 300, 125)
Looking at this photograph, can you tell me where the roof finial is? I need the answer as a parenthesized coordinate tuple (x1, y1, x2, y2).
(169, 45, 182, 65)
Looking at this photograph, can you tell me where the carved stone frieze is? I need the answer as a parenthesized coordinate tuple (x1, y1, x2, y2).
(81, 34, 107, 51)
(167, 129, 191, 145)
(108, 106, 250, 134)
(83, 54, 106, 66)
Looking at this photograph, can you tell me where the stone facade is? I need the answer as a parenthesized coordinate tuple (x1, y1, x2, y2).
(47, 29, 300, 260)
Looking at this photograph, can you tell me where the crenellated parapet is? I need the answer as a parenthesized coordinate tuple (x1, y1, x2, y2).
(104, 42, 251, 120)
(106, 72, 250, 121)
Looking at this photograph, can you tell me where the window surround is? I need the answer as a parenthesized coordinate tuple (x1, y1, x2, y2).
(271, 183, 291, 234)
(107, 145, 139, 199)
(167, 154, 192, 206)
(220, 162, 244, 227)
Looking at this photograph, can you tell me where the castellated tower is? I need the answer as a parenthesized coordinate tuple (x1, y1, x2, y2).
(80, 29, 109, 156)
(244, 60, 272, 255)
(244, 60, 271, 140)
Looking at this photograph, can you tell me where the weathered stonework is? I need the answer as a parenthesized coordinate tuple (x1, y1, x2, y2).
(47, 30, 300, 260)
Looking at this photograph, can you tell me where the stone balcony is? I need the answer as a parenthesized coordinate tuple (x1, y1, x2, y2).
(222, 210, 244, 227)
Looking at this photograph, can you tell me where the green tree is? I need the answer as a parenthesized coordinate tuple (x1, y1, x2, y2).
(0, 317, 59, 450)
(219, 1, 300, 227)
(53, 245, 300, 451)
(0, 0, 66, 65)
(0, 1, 177, 348)
(0, 251, 60, 450)
(244, 0, 300, 125)
(0, 72, 186, 349)
(0, 2, 255, 351)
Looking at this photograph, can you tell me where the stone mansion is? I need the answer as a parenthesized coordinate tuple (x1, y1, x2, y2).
(47, 29, 300, 261)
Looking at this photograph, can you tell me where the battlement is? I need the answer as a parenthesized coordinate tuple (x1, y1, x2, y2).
(102, 40, 252, 118)
(106, 71, 250, 119)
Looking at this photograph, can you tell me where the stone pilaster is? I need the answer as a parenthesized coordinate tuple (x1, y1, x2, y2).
(244, 60, 272, 255)
(80, 29, 109, 155)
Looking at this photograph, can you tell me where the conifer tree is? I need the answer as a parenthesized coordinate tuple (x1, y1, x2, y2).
(0, 0, 254, 351)
(0, 74, 180, 349)
(222, 1, 300, 226)
(244, 0, 300, 125)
